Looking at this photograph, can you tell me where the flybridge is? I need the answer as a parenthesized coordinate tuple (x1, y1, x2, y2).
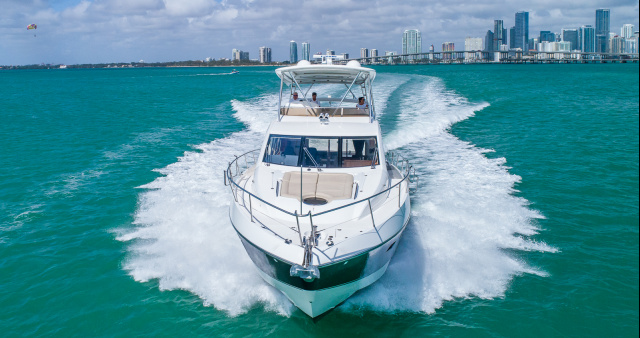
(275, 60, 377, 122)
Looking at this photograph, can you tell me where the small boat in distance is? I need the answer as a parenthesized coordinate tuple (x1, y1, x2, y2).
(225, 60, 416, 317)
(230, 69, 239, 74)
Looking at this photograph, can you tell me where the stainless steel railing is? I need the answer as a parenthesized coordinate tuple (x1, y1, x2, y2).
(224, 149, 417, 269)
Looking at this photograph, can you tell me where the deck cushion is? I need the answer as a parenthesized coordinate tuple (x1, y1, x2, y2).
(315, 173, 354, 203)
(280, 172, 354, 203)
(281, 172, 318, 200)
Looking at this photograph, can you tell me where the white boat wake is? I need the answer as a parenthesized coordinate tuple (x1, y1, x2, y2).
(118, 74, 555, 316)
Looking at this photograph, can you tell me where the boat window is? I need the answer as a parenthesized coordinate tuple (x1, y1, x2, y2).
(263, 135, 379, 168)
(302, 138, 339, 168)
(341, 137, 378, 168)
(263, 135, 302, 166)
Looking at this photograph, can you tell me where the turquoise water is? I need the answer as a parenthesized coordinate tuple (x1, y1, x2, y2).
(1, 64, 637, 336)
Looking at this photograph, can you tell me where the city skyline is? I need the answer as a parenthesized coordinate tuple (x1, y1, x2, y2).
(1, 0, 639, 65)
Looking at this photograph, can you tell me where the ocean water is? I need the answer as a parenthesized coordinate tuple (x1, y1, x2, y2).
(1, 64, 637, 336)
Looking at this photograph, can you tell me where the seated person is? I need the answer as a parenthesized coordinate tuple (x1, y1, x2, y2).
(290, 92, 301, 103)
(309, 92, 320, 107)
(356, 97, 368, 109)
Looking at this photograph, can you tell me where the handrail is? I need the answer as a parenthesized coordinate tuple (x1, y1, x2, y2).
(226, 149, 414, 222)
(226, 148, 415, 270)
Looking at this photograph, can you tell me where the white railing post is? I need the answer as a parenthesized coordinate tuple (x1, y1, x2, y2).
(368, 200, 376, 229)
(249, 194, 254, 222)
(295, 211, 303, 245)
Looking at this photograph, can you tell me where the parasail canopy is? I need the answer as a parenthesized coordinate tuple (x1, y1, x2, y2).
(27, 24, 37, 30)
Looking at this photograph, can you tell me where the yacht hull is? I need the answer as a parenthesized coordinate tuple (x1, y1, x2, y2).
(256, 260, 391, 317)
(232, 202, 409, 317)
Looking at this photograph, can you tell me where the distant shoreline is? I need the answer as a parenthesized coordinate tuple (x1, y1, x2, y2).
(2, 60, 638, 70)
(0, 62, 283, 70)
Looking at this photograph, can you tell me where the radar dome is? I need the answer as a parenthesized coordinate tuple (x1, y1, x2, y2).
(346, 60, 361, 68)
(297, 60, 311, 67)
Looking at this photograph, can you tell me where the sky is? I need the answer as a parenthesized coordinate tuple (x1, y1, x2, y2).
(1, 0, 639, 65)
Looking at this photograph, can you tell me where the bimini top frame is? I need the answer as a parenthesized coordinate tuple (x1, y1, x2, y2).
(275, 60, 377, 122)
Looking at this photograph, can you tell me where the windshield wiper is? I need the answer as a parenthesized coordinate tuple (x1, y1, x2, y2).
(303, 147, 321, 171)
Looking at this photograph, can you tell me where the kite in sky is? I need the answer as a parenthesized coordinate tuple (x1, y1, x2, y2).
(27, 24, 37, 37)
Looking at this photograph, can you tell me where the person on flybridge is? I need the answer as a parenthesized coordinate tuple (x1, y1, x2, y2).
(290, 92, 301, 103)
(356, 97, 368, 109)
(309, 92, 320, 106)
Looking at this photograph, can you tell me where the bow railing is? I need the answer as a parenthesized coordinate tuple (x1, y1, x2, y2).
(224, 149, 416, 275)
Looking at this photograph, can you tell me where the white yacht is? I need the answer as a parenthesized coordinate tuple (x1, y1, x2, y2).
(225, 60, 415, 317)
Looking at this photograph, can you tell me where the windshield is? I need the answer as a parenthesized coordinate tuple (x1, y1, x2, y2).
(263, 135, 378, 168)
(263, 136, 302, 166)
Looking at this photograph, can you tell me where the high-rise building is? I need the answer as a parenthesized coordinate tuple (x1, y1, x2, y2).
(442, 42, 455, 60)
(509, 27, 516, 49)
(289, 40, 298, 63)
(503, 27, 508, 46)
(625, 37, 638, 53)
(232, 49, 249, 61)
(485, 30, 494, 51)
(580, 25, 596, 53)
(465, 37, 483, 51)
(595, 9, 610, 52)
(608, 33, 635, 54)
(595, 9, 610, 35)
(537, 41, 571, 53)
(259, 46, 271, 63)
(562, 29, 579, 51)
(326, 49, 335, 55)
(621, 24, 635, 38)
(493, 20, 504, 51)
(403, 29, 422, 59)
(465, 37, 483, 60)
(429, 45, 434, 52)
(610, 36, 625, 54)
(442, 42, 455, 51)
(540, 31, 555, 42)
(370, 49, 378, 62)
(596, 34, 608, 53)
(301, 42, 310, 61)
(557, 41, 571, 52)
(360, 48, 369, 59)
(515, 11, 530, 52)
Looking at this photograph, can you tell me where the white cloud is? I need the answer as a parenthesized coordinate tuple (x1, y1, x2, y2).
(1, 0, 638, 65)
(62, 1, 91, 18)
(163, 0, 216, 17)
(89, 0, 165, 15)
